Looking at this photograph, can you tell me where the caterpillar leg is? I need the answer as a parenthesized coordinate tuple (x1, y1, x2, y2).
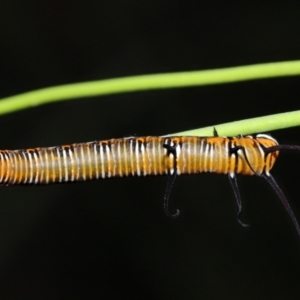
(163, 143, 180, 218)
(228, 174, 249, 227)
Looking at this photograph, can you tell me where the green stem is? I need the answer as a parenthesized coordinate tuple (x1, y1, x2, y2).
(1, 61, 300, 137)
(0, 60, 300, 116)
(166, 110, 300, 136)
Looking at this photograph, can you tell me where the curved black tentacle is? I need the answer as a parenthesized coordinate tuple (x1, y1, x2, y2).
(228, 141, 254, 226)
(237, 140, 300, 236)
(228, 174, 249, 227)
(264, 144, 300, 154)
(164, 169, 180, 218)
(262, 173, 300, 239)
(162, 142, 180, 218)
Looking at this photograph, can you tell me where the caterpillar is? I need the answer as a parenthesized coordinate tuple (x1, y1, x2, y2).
(0, 132, 299, 238)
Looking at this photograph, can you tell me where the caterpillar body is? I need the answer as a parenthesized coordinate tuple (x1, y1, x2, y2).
(0, 135, 278, 185)
(1, 133, 299, 239)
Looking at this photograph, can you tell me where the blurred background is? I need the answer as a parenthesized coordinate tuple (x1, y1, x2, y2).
(1, 2, 300, 299)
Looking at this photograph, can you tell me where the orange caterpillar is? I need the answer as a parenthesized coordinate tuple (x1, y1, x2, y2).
(0, 132, 299, 238)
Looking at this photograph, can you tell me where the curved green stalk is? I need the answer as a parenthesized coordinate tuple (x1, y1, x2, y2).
(0, 61, 300, 136)
(166, 111, 300, 136)
(0, 60, 300, 116)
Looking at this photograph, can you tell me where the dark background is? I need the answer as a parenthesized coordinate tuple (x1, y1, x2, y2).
(1, 2, 300, 299)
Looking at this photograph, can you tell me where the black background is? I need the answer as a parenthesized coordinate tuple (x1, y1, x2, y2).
(1, 2, 300, 299)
